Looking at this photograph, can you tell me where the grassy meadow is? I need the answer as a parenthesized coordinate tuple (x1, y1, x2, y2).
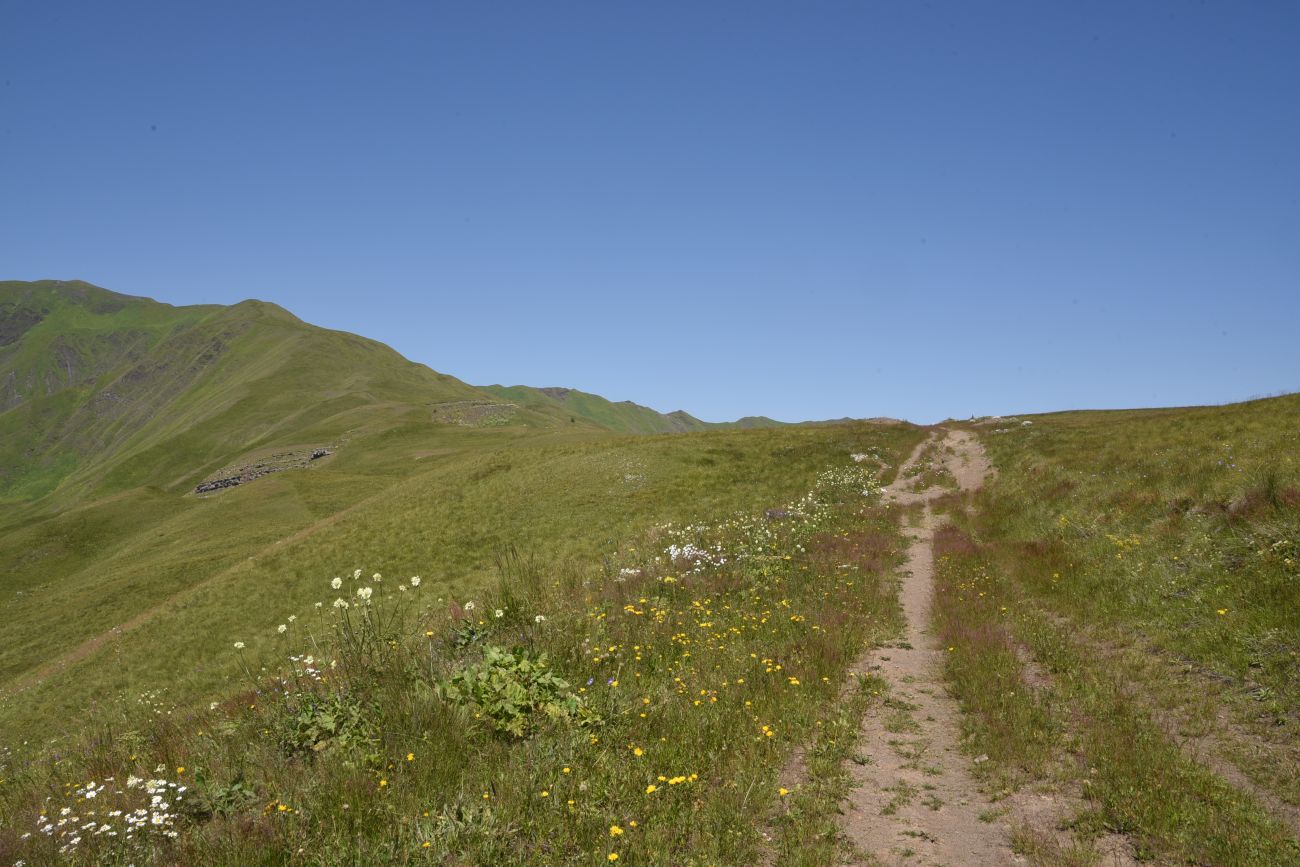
(0, 420, 924, 864)
(926, 397, 1300, 864)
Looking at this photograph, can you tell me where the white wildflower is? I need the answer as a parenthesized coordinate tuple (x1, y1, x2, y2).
(356, 586, 373, 601)
(410, 576, 421, 587)
(494, 608, 504, 618)
(534, 614, 546, 624)
(233, 641, 245, 650)
(464, 601, 476, 611)
(277, 624, 287, 634)
(331, 577, 343, 590)
(333, 598, 349, 609)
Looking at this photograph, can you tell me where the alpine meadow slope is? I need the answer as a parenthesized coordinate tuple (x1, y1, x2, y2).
(2, 280, 1296, 865)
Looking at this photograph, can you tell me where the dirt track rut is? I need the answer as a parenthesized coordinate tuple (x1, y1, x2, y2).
(840, 430, 1013, 866)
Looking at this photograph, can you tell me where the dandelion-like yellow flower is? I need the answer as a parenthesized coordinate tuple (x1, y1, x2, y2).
(645, 784, 658, 794)
(609, 824, 624, 837)
(608, 855, 619, 862)
(778, 787, 790, 796)
(407, 753, 414, 762)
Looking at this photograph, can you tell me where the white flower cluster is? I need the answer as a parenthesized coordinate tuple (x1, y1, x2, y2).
(665, 542, 728, 574)
(633, 461, 884, 584)
(30, 775, 186, 856)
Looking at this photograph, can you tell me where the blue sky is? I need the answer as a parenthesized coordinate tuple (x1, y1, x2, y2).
(3, 1, 1297, 423)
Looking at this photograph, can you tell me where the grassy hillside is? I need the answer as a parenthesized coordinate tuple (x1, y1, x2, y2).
(0, 420, 923, 865)
(928, 396, 1300, 863)
(480, 384, 784, 435)
(0, 282, 931, 863)
(0, 280, 566, 513)
(5, 279, 1294, 864)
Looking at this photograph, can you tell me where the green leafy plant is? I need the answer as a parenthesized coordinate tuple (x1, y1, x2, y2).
(439, 646, 599, 737)
(277, 692, 377, 757)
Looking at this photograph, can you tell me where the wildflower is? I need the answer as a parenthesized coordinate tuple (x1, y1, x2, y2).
(288, 614, 297, 622)
(373, 573, 382, 581)
(540, 790, 549, 798)
(645, 784, 657, 794)
(464, 601, 476, 611)
(277, 624, 287, 634)
(407, 753, 414, 762)
(562, 767, 571, 774)
(1217, 609, 1228, 615)
(353, 569, 362, 579)
(356, 586, 373, 601)
(608, 855, 619, 862)
(233, 642, 245, 650)
(610, 824, 624, 837)
(425, 630, 434, 638)
(535, 614, 546, 623)
(494, 609, 505, 618)
(333, 598, 349, 609)
(778, 787, 790, 796)
(378, 779, 387, 788)
(331, 577, 343, 590)
(410, 576, 421, 587)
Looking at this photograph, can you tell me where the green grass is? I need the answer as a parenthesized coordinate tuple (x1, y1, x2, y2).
(922, 396, 1300, 864)
(976, 396, 1299, 716)
(0, 422, 920, 864)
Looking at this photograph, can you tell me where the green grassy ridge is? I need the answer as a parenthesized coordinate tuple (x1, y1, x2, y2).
(0, 422, 921, 746)
(0, 280, 564, 514)
(479, 383, 785, 435)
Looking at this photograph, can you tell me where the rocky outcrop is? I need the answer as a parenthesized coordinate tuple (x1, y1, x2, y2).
(194, 447, 334, 494)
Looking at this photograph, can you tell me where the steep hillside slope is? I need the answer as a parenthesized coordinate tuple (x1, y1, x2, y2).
(480, 383, 785, 434)
(0, 280, 560, 510)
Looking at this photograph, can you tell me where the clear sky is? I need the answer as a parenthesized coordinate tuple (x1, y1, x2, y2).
(3, 1, 1297, 423)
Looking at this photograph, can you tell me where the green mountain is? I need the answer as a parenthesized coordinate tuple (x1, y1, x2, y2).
(0, 280, 570, 510)
(480, 383, 785, 434)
